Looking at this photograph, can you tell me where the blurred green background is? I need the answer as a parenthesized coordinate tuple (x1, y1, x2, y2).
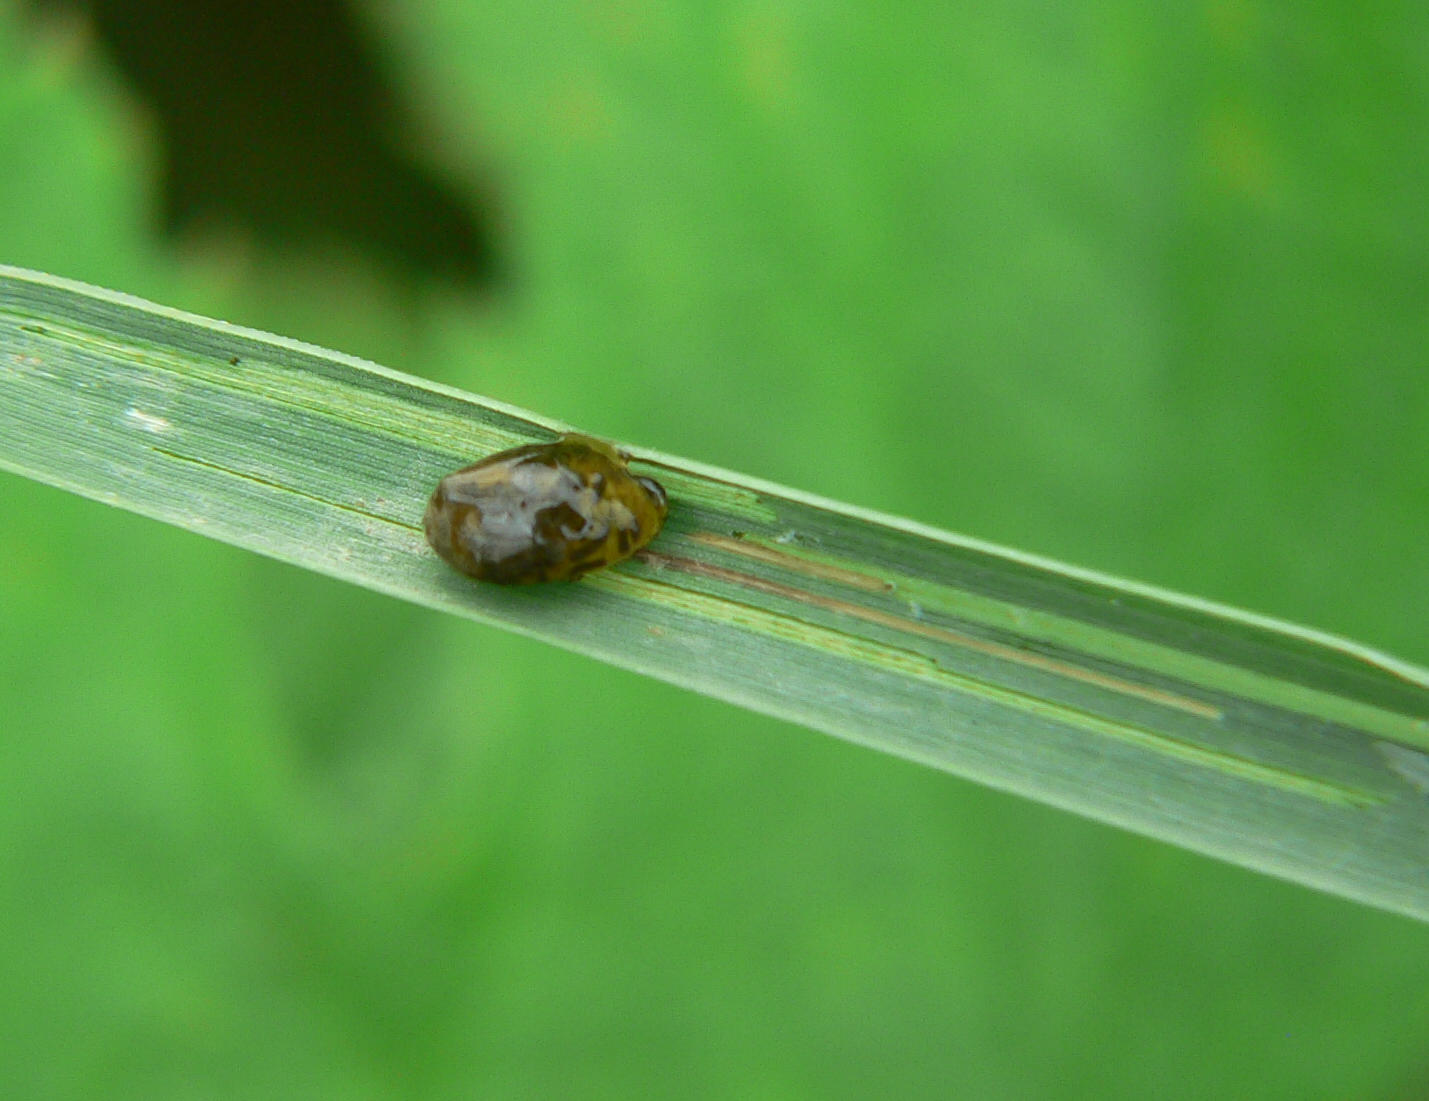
(3, 1, 1428, 1097)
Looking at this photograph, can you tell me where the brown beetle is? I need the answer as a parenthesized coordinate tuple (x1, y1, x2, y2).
(423, 434, 668, 583)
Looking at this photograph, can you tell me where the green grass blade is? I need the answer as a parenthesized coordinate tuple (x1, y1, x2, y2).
(4, 264, 1428, 920)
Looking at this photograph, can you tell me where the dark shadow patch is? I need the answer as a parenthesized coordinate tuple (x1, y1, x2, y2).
(29, 0, 501, 288)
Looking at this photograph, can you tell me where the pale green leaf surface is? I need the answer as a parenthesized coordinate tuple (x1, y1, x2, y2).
(4, 265, 1427, 921)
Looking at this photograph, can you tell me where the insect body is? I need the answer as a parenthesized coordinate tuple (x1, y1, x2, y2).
(423, 433, 668, 584)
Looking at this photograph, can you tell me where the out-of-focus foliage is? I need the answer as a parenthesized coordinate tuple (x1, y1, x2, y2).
(1, 3, 1426, 1098)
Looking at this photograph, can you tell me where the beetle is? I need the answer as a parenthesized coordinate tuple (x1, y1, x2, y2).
(423, 433, 668, 584)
